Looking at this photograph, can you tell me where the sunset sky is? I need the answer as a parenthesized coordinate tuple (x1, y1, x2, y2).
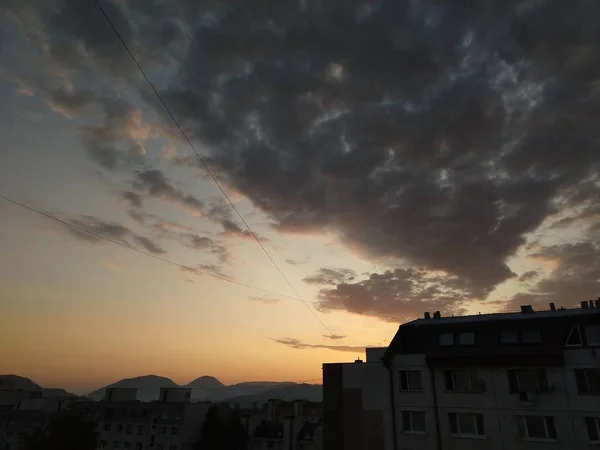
(1, 0, 599, 394)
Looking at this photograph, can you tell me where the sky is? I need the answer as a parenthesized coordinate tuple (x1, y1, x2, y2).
(1, 0, 599, 394)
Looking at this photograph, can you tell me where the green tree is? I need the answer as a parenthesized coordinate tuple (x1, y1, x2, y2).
(20, 411, 97, 450)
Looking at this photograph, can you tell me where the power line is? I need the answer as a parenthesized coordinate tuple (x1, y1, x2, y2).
(92, 0, 354, 349)
(0, 193, 408, 324)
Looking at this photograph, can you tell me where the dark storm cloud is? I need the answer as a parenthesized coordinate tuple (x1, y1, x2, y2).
(303, 268, 357, 285)
(59, 215, 165, 254)
(508, 238, 600, 310)
(7, 0, 600, 314)
(272, 337, 365, 353)
(132, 169, 206, 215)
(157, 0, 600, 303)
(316, 268, 471, 323)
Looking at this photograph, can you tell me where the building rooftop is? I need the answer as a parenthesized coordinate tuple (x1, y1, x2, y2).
(404, 303, 600, 327)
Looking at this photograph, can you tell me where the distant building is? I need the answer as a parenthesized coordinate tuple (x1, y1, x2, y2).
(323, 301, 600, 450)
(70, 387, 227, 450)
(242, 399, 323, 450)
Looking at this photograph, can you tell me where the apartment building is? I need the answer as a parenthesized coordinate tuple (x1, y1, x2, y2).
(323, 301, 600, 450)
(70, 387, 225, 450)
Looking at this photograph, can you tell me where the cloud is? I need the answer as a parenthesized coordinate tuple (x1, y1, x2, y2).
(132, 169, 206, 215)
(285, 258, 309, 266)
(303, 267, 357, 285)
(180, 263, 231, 280)
(323, 334, 347, 341)
(272, 338, 365, 353)
(180, 234, 230, 264)
(121, 191, 143, 209)
(6, 0, 600, 312)
(316, 268, 471, 323)
(59, 215, 165, 254)
(518, 270, 539, 282)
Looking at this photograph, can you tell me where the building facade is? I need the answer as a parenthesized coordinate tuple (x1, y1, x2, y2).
(70, 387, 225, 450)
(324, 301, 600, 450)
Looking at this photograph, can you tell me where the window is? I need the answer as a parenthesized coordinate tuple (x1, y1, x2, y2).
(113, 441, 120, 449)
(516, 415, 557, 440)
(585, 325, 600, 346)
(106, 408, 114, 417)
(523, 329, 541, 344)
(117, 424, 123, 433)
(444, 370, 483, 392)
(130, 409, 137, 418)
(501, 330, 518, 344)
(159, 426, 167, 435)
(586, 417, 600, 442)
(171, 427, 179, 436)
(439, 333, 454, 347)
(103, 423, 112, 432)
(449, 413, 485, 437)
(508, 369, 549, 394)
(124, 443, 131, 450)
(399, 371, 423, 392)
(135, 443, 143, 450)
(401, 411, 426, 434)
(459, 332, 475, 346)
(575, 369, 600, 394)
(100, 441, 108, 449)
(565, 325, 582, 347)
(137, 425, 145, 435)
(126, 425, 133, 434)
(141, 409, 148, 418)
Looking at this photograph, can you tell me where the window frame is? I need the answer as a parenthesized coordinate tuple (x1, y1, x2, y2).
(585, 417, 600, 443)
(399, 370, 424, 392)
(565, 325, 583, 347)
(401, 410, 427, 435)
(500, 330, 519, 345)
(448, 412, 486, 438)
(508, 369, 550, 394)
(439, 333, 454, 347)
(522, 329, 542, 344)
(516, 415, 557, 441)
(444, 370, 483, 393)
(459, 332, 476, 347)
(575, 369, 600, 395)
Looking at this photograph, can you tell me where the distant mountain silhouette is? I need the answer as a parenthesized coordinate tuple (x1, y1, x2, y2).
(0, 375, 42, 391)
(226, 384, 322, 407)
(184, 376, 225, 390)
(88, 375, 178, 402)
(0, 375, 78, 399)
(86, 375, 321, 403)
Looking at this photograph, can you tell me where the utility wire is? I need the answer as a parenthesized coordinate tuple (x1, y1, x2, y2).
(92, 0, 354, 349)
(0, 193, 407, 325)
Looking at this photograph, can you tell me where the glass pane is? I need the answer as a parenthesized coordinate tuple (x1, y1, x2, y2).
(453, 371, 471, 391)
(587, 370, 600, 394)
(412, 412, 426, 432)
(459, 332, 475, 346)
(501, 330, 518, 344)
(586, 418, 599, 441)
(439, 333, 454, 346)
(526, 416, 546, 438)
(523, 329, 541, 343)
(409, 371, 423, 391)
(402, 411, 410, 430)
(457, 413, 476, 435)
(585, 325, 600, 345)
(449, 414, 458, 434)
(518, 370, 539, 392)
(566, 325, 582, 346)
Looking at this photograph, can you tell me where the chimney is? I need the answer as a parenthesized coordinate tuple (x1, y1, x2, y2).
(549, 303, 556, 312)
(581, 301, 589, 309)
(424, 312, 431, 319)
(354, 358, 363, 364)
(520, 305, 534, 314)
(433, 311, 441, 320)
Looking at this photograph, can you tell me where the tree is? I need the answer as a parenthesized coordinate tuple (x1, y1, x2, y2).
(20, 411, 97, 450)
(195, 406, 247, 450)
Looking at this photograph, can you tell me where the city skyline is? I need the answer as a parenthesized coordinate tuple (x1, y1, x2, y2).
(1, 0, 599, 394)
